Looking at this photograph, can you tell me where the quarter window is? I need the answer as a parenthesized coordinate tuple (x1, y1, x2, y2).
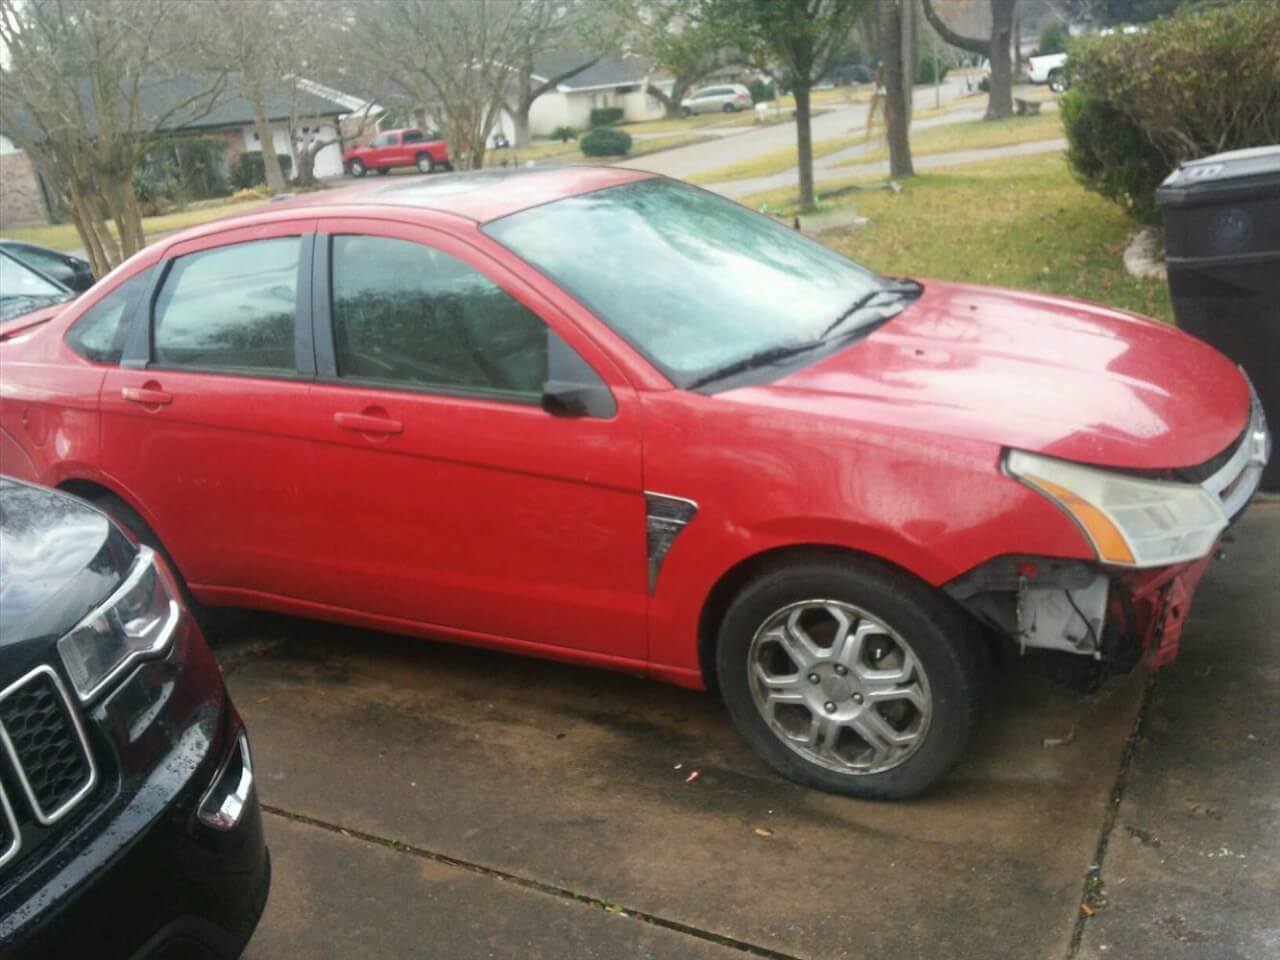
(330, 235, 549, 400)
(152, 237, 299, 374)
(67, 270, 151, 364)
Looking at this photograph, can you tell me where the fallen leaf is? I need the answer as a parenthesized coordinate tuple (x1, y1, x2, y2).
(684, 770, 699, 784)
(1080, 903, 1095, 917)
(754, 827, 774, 838)
(1043, 725, 1076, 748)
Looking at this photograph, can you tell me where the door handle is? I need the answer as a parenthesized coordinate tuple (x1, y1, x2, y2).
(122, 385, 172, 406)
(334, 411, 403, 435)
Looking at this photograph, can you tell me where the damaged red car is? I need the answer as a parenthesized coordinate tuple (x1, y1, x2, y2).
(0, 168, 1270, 799)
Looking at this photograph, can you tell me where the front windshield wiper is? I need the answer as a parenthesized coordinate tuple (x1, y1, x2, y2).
(820, 279, 922, 340)
(686, 340, 826, 391)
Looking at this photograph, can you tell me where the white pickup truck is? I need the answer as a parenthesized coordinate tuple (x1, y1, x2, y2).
(1025, 52, 1068, 92)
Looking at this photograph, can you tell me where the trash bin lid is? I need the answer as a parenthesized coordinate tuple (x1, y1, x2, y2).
(1158, 145, 1280, 207)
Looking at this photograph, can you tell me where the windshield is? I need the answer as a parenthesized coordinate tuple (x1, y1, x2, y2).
(0, 252, 70, 321)
(484, 178, 887, 387)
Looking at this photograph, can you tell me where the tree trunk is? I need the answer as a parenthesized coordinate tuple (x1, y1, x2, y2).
(986, 0, 1015, 120)
(647, 82, 682, 119)
(881, 0, 914, 178)
(512, 107, 531, 148)
(251, 97, 288, 191)
(900, 0, 915, 125)
(295, 146, 317, 187)
(794, 82, 816, 210)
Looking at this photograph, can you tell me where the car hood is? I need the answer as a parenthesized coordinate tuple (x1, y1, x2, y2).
(0, 479, 135, 655)
(735, 281, 1250, 470)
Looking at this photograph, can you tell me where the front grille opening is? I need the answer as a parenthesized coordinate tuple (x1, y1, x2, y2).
(0, 669, 95, 823)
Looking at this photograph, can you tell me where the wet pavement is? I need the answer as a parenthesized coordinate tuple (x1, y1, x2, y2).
(225, 502, 1279, 959)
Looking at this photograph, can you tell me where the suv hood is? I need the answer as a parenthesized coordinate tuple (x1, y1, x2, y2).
(0, 479, 135, 655)
(739, 281, 1250, 470)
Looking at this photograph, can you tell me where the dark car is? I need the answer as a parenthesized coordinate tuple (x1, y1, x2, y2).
(0, 241, 94, 293)
(0, 248, 77, 324)
(0, 478, 269, 959)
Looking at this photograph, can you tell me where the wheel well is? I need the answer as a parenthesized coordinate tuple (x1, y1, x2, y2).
(57, 478, 114, 504)
(696, 544, 925, 692)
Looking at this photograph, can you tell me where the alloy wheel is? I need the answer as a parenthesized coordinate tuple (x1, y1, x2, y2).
(747, 600, 932, 775)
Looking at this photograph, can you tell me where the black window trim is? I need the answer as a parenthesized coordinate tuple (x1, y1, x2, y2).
(312, 229, 613, 414)
(65, 265, 153, 366)
(121, 230, 316, 382)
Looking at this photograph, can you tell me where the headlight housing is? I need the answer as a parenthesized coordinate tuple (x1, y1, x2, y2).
(57, 546, 181, 701)
(1006, 450, 1228, 568)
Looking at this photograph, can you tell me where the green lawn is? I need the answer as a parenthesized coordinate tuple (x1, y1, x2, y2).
(747, 153, 1173, 324)
(2, 197, 269, 252)
(836, 109, 1064, 169)
(686, 101, 982, 186)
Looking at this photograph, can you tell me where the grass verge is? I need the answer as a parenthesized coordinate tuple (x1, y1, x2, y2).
(746, 153, 1173, 323)
(2, 197, 270, 252)
(836, 109, 1063, 169)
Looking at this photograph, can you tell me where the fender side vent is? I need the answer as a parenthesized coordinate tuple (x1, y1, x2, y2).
(646, 493, 698, 594)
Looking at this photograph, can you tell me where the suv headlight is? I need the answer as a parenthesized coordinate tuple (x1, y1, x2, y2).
(1006, 450, 1227, 568)
(57, 546, 181, 701)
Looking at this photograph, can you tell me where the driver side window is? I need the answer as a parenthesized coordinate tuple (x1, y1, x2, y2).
(329, 234, 550, 401)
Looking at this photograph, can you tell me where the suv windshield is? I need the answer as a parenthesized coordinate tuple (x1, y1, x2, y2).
(0, 252, 71, 321)
(484, 178, 896, 388)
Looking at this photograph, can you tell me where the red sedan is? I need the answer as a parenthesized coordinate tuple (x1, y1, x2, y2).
(0, 168, 1269, 799)
(342, 128, 451, 177)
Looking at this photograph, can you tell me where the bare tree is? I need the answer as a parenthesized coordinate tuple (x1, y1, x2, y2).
(352, 0, 526, 170)
(504, 2, 609, 146)
(0, 0, 224, 274)
(921, 0, 1016, 120)
(880, 0, 915, 178)
(722, 0, 871, 210)
(612, 0, 729, 120)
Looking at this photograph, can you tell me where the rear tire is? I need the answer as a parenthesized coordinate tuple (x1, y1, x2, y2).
(722, 103, 736, 113)
(715, 554, 986, 800)
(1048, 68, 1067, 94)
(415, 153, 435, 174)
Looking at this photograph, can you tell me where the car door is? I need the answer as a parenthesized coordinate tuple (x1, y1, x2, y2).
(301, 217, 648, 660)
(98, 220, 324, 599)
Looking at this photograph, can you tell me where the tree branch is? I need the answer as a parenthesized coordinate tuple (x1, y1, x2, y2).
(920, 0, 989, 56)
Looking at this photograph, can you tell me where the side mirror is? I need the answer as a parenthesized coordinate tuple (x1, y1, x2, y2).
(542, 380, 615, 418)
(541, 331, 616, 419)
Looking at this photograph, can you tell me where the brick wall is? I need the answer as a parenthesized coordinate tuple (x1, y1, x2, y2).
(0, 150, 52, 228)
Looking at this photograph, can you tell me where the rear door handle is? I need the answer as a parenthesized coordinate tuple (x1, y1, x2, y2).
(122, 386, 172, 406)
(334, 411, 403, 435)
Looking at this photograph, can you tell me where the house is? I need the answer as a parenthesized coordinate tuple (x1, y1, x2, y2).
(527, 54, 669, 136)
(0, 73, 358, 227)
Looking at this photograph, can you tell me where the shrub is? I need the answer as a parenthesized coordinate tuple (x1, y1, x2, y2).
(978, 76, 990, 93)
(588, 107, 624, 128)
(232, 152, 293, 189)
(579, 127, 633, 157)
(231, 186, 271, 202)
(550, 125, 577, 143)
(915, 59, 949, 86)
(1037, 21, 1070, 56)
(748, 79, 775, 102)
(1064, 2, 1280, 222)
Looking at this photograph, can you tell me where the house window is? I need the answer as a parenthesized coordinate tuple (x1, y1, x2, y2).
(616, 84, 638, 94)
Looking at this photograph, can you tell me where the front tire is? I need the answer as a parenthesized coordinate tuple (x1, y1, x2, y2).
(715, 555, 985, 800)
(348, 158, 366, 177)
(681, 107, 693, 118)
(722, 103, 736, 113)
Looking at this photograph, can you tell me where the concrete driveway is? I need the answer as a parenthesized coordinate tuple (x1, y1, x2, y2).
(225, 503, 1279, 959)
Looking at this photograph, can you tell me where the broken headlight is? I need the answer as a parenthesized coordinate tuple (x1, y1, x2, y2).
(1005, 449, 1227, 568)
(57, 546, 181, 701)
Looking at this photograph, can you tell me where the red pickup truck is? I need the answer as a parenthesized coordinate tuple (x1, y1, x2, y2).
(342, 128, 452, 177)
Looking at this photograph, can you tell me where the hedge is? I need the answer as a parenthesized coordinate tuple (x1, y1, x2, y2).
(588, 107, 624, 128)
(1063, 2, 1280, 223)
(232, 152, 293, 189)
(580, 127, 632, 157)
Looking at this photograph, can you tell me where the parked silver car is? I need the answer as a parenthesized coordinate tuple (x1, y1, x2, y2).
(680, 83, 753, 116)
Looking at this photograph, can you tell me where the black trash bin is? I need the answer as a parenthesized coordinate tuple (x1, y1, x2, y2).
(1157, 145, 1280, 490)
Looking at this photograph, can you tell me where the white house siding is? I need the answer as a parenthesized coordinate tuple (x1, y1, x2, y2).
(239, 119, 343, 180)
(528, 84, 666, 138)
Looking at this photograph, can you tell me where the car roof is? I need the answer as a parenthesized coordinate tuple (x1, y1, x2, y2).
(167, 166, 658, 244)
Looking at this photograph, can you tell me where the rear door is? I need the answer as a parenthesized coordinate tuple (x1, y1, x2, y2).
(98, 220, 323, 598)
(300, 217, 648, 659)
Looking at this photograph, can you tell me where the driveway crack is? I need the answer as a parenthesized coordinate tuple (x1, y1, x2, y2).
(262, 804, 807, 960)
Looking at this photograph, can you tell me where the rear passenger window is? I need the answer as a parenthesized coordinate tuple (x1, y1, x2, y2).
(330, 235, 548, 400)
(66, 270, 151, 364)
(152, 237, 299, 374)
(403, 130, 425, 144)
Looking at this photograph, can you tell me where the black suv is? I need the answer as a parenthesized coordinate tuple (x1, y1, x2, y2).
(0, 478, 268, 958)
